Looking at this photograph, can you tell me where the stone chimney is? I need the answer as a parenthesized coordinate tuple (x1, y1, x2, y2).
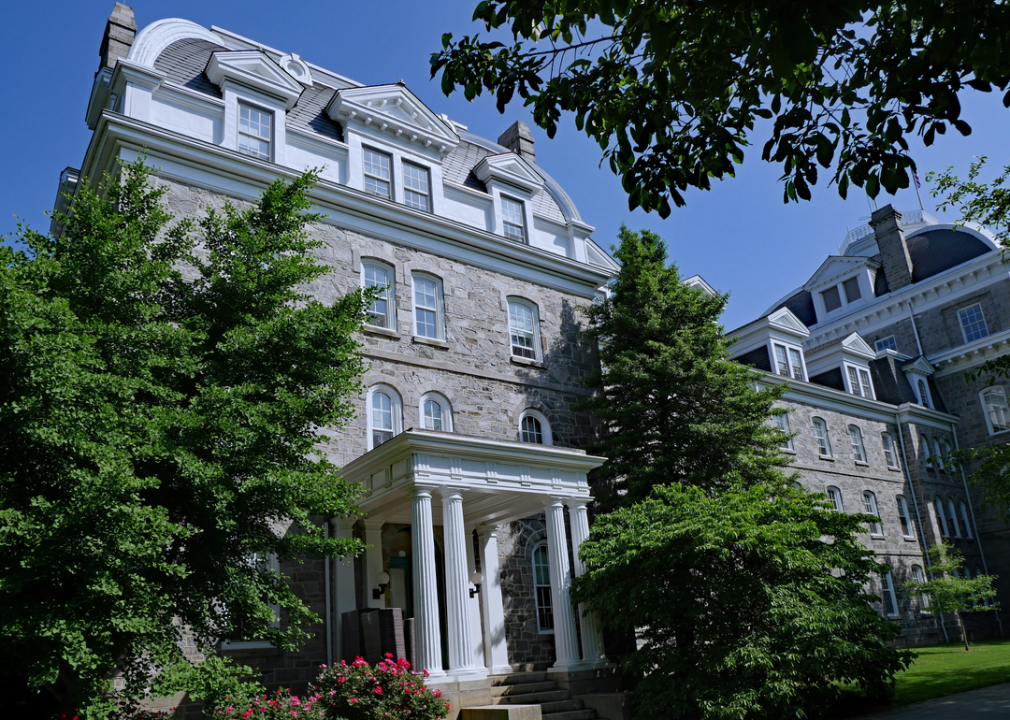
(497, 120, 536, 163)
(99, 3, 136, 71)
(870, 204, 914, 291)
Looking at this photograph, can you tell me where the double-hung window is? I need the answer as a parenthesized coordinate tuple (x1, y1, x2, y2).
(849, 426, 866, 463)
(774, 412, 793, 451)
(403, 161, 431, 211)
(413, 274, 444, 340)
(947, 499, 962, 538)
(772, 343, 805, 381)
(532, 544, 554, 632)
(881, 571, 899, 617)
(827, 486, 844, 512)
(932, 438, 945, 471)
(863, 491, 883, 536)
(875, 336, 897, 353)
(881, 432, 898, 469)
(238, 103, 272, 160)
(920, 436, 933, 469)
(958, 303, 989, 343)
(960, 501, 973, 539)
(934, 497, 949, 537)
(982, 387, 1010, 434)
(362, 262, 394, 330)
(897, 496, 914, 538)
(812, 417, 831, 457)
(371, 391, 394, 448)
(911, 565, 930, 610)
(508, 299, 540, 360)
(846, 365, 874, 399)
(916, 378, 932, 408)
(501, 196, 527, 242)
(363, 148, 392, 199)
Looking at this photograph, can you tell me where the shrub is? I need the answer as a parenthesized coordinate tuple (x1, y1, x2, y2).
(212, 687, 325, 720)
(314, 655, 450, 720)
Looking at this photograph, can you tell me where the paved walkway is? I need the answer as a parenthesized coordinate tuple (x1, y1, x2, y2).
(854, 682, 1010, 719)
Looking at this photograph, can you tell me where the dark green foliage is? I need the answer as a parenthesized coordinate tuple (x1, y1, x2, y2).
(572, 483, 913, 719)
(432, 0, 1010, 216)
(0, 161, 369, 717)
(578, 226, 786, 506)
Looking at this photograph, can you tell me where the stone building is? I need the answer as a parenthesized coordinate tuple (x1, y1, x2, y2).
(728, 204, 1010, 646)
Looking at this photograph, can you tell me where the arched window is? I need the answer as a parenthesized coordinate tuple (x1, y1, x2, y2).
(362, 260, 395, 330)
(897, 496, 914, 538)
(916, 378, 932, 409)
(911, 565, 930, 610)
(941, 441, 953, 468)
(412, 273, 444, 340)
(849, 425, 866, 463)
(947, 498, 961, 538)
(774, 412, 793, 451)
(934, 497, 949, 537)
(826, 486, 844, 512)
(367, 385, 402, 450)
(920, 435, 932, 469)
(981, 387, 1010, 435)
(519, 409, 552, 446)
(881, 570, 899, 617)
(419, 392, 452, 433)
(863, 491, 882, 536)
(812, 417, 831, 457)
(532, 543, 554, 633)
(960, 501, 973, 539)
(881, 432, 899, 469)
(932, 438, 944, 471)
(507, 298, 541, 361)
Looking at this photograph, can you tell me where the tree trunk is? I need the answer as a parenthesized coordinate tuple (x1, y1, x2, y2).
(956, 611, 970, 651)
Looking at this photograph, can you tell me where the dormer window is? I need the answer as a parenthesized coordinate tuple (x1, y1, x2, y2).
(772, 343, 805, 381)
(844, 364, 874, 400)
(501, 196, 527, 243)
(403, 162, 431, 211)
(363, 148, 392, 199)
(958, 303, 989, 343)
(238, 103, 272, 160)
(821, 276, 861, 313)
(874, 336, 897, 353)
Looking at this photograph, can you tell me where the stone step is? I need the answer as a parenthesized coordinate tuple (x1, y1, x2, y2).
(462, 705, 542, 720)
(495, 690, 571, 706)
(491, 681, 558, 697)
(541, 711, 597, 720)
(490, 671, 549, 686)
(540, 699, 583, 714)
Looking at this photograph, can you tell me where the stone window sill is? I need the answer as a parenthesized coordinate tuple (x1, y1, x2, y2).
(511, 356, 546, 369)
(364, 325, 400, 339)
(854, 461, 869, 467)
(413, 335, 449, 349)
(887, 465, 902, 472)
(817, 455, 834, 462)
(869, 533, 885, 540)
(780, 448, 797, 455)
(903, 535, 917, 542)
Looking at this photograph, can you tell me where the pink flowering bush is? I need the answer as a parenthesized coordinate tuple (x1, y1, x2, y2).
(313, 655, 449, 720)
(212, 687, 326, 720)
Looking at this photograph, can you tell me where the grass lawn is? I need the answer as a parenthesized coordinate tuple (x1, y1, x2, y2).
(893, 638, 1010, 705)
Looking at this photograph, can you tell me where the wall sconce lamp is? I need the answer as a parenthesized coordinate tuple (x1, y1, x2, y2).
(469, 571, 483, 599)
(373, 571, 390, 600)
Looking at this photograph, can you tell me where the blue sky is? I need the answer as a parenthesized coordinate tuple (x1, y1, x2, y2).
(1, 1, 1008, 330)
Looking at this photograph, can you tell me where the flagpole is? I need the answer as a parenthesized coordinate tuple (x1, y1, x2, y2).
(913, 167, 925, 212)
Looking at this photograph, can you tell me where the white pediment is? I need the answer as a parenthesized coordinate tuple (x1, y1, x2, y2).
(840, 332, 876, 359)
(902, 356, 935, 377)
(327, 84, 460, 156)
(767, 307, 810, 337)
(206, 51, 303, 109)
(473, 153, 545, 194)
(802, 256, 879, 292)
(684, 275, 718, 297)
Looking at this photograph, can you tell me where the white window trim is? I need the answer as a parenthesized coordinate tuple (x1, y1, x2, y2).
(881, 570, 900, 618)
(411, 272, 445, 341)
(826, 486, 844, 512)
(913, 377, 932, 409)
(814, 271, 872, 321)
(419, 392, 453, 433)
(362, 146, 394, 200)
(934, 497, 949, 537)
(774, 412, 794, 452)
(361, 259, 396, 331)
(911, 565, 930, 610)
(960, 501, 973, 539)
(849, 425, 867, 463)
(897, 496, 915, 539)
(519, 408, 553, 446)
(532, 542, 554, 634)
(769, 341, 807, 381)
(500, 195, 528, 244)
(947, 498, 962, 538)
(843, 362, 875, 400)
(812, 417, 832, 458)
(957, 303, 989, 344)
(874, 336, 897, 353)
(367, 384, 403, 451)
(221, 83, 287, 165)
(222, 552, 281, 649)
(237, 101, 274, 161)
(980, 386, 1010, 436)
(402, 160, 432, 212)
(863, 491, 883, 536)
(881, 432, 899, 470)
(507, 297, 543, 362)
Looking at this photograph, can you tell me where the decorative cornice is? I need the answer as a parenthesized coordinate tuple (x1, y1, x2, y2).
(931, 327, 1010, 377)
(473, 153, 545, 195)
(206, 50, 303, 109)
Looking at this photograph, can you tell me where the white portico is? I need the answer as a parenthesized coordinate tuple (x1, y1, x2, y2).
(336, 429, 609, 680)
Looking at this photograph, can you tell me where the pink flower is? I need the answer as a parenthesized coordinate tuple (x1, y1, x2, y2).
(374, 686, 383, 695)
(291, 698, 301, 706)
(432, 690, 442, 698)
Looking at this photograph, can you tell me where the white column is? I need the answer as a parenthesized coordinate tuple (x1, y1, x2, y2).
(478, 526, 512, 674)
(363, 519, 385, 609)
(544, 497, 580, 670)
(464, 523, 485, 670)
(441, 490, 487, 678)
(332, 517, 358, 662)
(566, 499, 609, 667)
(411, 486, 445, 678)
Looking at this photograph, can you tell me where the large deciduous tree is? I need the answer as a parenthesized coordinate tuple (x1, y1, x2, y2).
(0, 161, 368, 717)
(432, 0, 1010, 216)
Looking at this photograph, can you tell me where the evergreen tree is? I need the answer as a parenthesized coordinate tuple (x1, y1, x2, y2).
(579, 225, 787, 506)
(0, 161, 368, 717)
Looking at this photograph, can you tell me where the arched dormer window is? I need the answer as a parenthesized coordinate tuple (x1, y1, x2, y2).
(368, 385, 402, 450)
(507, 298, 542, 361)
(519, 409, 552, 446)
(531, 543, 554, 633)
(419, 392, 452, 433)
(362, 260, 395, 330)
(916, 378, 932, 409)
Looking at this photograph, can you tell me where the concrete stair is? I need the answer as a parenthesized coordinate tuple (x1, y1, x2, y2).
(460, 672, 598, 720)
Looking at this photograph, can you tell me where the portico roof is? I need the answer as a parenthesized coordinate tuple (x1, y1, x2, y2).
(341, 430, 605, 527)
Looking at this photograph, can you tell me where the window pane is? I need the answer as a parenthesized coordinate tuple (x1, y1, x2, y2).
(502, 197, 525, 242)
(773, 344, 789, 376)
(843, 276, 862, 303)
(882, 573, 898, 616)
(521, 415, 543, 444)
(509, 302, 537, 359)
(813, 419, 830, 456)
(532, 546, 554, 631)
(423, 400, 442, 431)
(875, 336, 897, 352)
(364, 265, 390, 328)
(372, 391, 393, 447)
(935, 498, 948, 536)
(363, 149, 392, 199)
(850, 427, 865, 462)
(774, 413, 791, 449)
(238, 105, 271, 160)
(788, 348, 804, 380)
(847, 366, 861, 397)
(414, 278, 439, 338)
(984, 387, 1010, 432)
(822, 285, 842, 312)
(828, 487, 843, 512)
(858, 369, 872, 399)
(958, 304, 989, 342)
(403, 162, 430, 211)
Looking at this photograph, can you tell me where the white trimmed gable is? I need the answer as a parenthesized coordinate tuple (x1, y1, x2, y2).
(806, 332, 875, 377)
(206, 51, 303, 109)
(840, 332, 875, 359)
(768, 307, 809, 336)
(474, 154, 545, 195)
(728, 307, 809, 360)
(327, 84, 460, 156)
(803, 256, 879, 293)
